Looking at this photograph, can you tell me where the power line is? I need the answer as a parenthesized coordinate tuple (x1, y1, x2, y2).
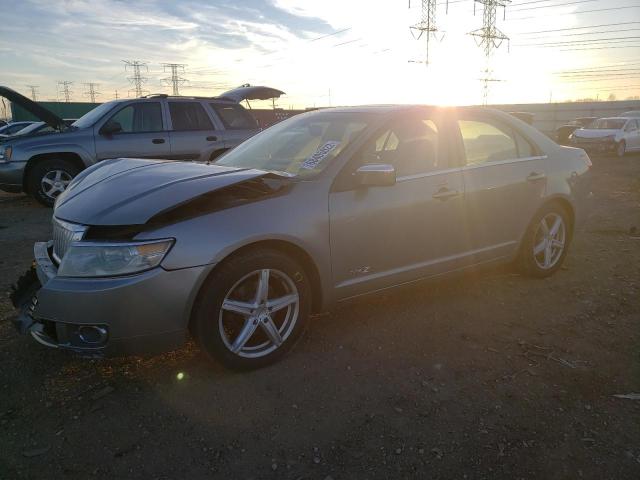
(25, 85, 39, 101)
(515, 35, 640, 46)
(57, 81, 73, 103)
(123, 60, 149, 97)
(510, 5, 640, 20)
(161, 63, 188, 96)
(559, 43, 640, 51)
(511, 0, 598, 12)
(523, 28, 640, 39)
(518, 21, 640, 35)
(82, 82, 101, 103)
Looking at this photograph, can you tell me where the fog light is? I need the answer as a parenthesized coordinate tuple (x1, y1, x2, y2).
(77, 325, 108, 345)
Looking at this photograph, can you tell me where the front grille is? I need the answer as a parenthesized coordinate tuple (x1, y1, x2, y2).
(52, 217, 87, 263)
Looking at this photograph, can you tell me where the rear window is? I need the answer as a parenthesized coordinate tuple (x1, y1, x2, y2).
(169, 102, 213, 131)
(211, 103, 257, 130)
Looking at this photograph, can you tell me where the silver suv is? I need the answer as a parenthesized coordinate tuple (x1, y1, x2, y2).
(0, 85, 283, 206)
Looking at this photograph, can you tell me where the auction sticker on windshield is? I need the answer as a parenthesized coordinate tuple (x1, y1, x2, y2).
(301, 141, 341, 170)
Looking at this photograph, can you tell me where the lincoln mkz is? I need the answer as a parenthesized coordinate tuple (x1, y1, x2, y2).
(12, 106, 592, 369)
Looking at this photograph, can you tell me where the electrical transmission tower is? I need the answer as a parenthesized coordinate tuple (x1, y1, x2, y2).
(409, 0, 447, 65)
(57, 81, 73, 103)
(161, 63, 188, 96)
(468, 0, 511, 104)
(123, 60, 149, 97)
(83, 82, 101, 103)
(26, 85, 39, 101)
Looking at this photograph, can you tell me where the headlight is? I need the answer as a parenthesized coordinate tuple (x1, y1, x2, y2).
(0, 146, 11, 162)
(58, 239, 174, 278)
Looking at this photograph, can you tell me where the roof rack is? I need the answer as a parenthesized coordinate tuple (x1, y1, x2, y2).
(141, 93, 168, 98)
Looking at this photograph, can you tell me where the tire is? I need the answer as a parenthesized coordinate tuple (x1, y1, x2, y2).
(192, 249, 312, 370)
(27, 158, 80, 207)
(616, 140, 626, 158)
(518, 203, 572, 278)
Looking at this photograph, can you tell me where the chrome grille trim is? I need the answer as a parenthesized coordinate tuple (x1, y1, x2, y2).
(52, 217, 87, 263)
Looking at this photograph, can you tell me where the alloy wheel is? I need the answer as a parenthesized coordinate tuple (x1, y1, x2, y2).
(532, 213, 566, 270)
(41, 169, 72, 199)
(218, 269, 299, 358)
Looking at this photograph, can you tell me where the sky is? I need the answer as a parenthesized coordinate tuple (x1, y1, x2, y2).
(0, 0, 639, 109)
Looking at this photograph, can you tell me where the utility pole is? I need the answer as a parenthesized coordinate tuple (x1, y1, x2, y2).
(468, 0, 511, 104)
(57, 81, 73, 103)
(161, 63, 188, 96)
(26, 85, 39, 101)
(114, 90, 119, 100)
(83, 82, 101, 103)
(123, 60, 149, 97)
(409, 0, 447, 65)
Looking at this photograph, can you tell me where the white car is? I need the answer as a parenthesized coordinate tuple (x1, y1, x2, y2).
(570, 117, 640, 157)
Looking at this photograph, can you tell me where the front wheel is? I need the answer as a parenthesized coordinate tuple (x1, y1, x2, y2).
(616, 140, 626, 158)
(192, 249, 311, 370)
(518, 203, 572, 278)
(27, 158, 80, 207)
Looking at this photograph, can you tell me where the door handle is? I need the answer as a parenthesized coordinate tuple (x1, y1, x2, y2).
(526, 172, 546, 182)
(152, 138, 165, 144)
(206, 136, 218, 141)
(432, 188, 460, 200)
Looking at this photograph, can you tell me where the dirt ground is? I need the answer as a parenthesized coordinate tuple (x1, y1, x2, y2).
(1, 153, 639, 480)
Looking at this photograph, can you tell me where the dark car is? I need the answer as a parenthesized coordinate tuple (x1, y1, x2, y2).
(556, 117, 597, 145)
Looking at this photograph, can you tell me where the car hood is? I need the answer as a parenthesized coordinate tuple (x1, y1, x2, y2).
(217, 85, 285, 102)
(573, 128, 620, 138)
(54, 158, 277, 226)
(0, 86, 66, 130)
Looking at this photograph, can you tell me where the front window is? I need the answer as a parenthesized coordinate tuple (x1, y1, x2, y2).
(587, 119, 626, 130)
(72, 101, 119, 129)
(215, 111, 371, 177)
(107, 102, 163, 133)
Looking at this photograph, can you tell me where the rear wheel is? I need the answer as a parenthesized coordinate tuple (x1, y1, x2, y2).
(27, 158, 80, 207)
(192, 249, 311, 370)
(518, 203, 572, 278)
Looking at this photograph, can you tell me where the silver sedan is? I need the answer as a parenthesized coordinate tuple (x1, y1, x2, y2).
(13, 106, 592, 369)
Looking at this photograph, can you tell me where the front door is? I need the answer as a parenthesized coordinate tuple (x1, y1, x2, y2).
(94, 101, 171, 160)
(329, 111, 469, 299)
(455, 114, 548, 261)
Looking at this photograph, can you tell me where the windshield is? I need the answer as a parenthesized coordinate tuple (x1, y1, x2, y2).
(72, 101, 118, 129)
(587, 119, 626, 130)
(215, 111, 372, 177)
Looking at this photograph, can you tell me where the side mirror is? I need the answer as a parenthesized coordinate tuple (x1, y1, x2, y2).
(354, 164, 396, 187)
(100, 120, 122, 136)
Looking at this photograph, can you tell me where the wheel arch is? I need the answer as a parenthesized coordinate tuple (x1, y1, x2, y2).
(23, 152, 85, 193)
(189, 239, 324, 332)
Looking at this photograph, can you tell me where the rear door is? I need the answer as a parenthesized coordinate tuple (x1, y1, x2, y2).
(329, 110, 469, 299)
(455, 112, 547, 261)
(208, 102, 260, 150)
(94, 101, 171, 160)
(167, 101, 225, 162)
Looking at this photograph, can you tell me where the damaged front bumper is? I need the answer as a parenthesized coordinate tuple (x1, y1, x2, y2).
(13, 241, 209, 357)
